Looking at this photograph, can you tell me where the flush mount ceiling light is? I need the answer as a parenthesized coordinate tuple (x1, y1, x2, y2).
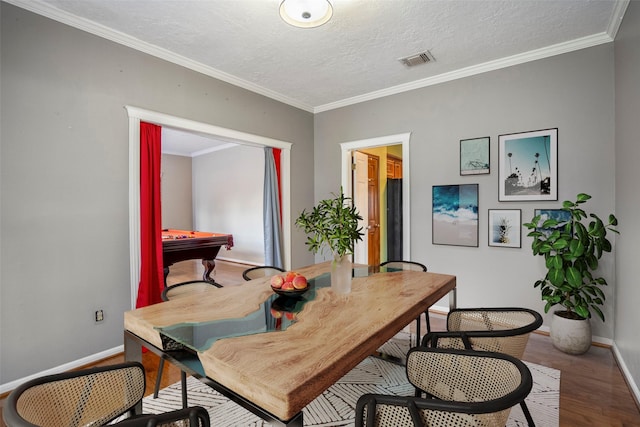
(279, 0, 333, 28)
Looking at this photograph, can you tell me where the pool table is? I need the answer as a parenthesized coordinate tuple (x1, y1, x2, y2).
(161, 229, 233, 285)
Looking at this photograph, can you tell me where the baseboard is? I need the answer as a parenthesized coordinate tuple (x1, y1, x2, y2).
(612, 343, 640, 410)
(216, 256, 260, 267)
(428, 305, 613, 346)
(0, 345, 123, 395)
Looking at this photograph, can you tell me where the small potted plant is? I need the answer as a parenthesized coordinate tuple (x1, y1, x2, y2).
(295, 189, 364, 294)
(523, 193, 619, 354)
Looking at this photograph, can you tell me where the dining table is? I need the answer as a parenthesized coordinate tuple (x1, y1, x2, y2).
(124, 262, 456, 426)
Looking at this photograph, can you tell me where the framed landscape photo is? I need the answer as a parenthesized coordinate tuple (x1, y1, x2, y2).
(432, 184, 479, 247)
(460, 136, 490, 175)
(534, 208, 571, 237)
(488, 209, 521, 248)
(498, 128, 558, 201)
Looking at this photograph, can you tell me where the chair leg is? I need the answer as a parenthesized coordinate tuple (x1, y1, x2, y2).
(180, 370, 188, 409)
(425, 310, 431, 334)
(153, 357, 165, 398)
(520, 401, 536, 426)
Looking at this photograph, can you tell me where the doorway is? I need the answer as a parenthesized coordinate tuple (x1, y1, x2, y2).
(126, 106, 292, 308)
(341, 133, 412, 265)
(354, 151, 381, 266)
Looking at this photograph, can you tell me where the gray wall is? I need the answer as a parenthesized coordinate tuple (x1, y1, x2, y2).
(614, 1, 640, 396)
(192, 145, 264, 264)
(161, 154, 193, 230)
(0, 3, 314, 385)
(315, 44, 616, 341)
(2, 0, 638, 398)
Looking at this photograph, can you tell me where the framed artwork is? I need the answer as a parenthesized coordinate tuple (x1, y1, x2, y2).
(498, 128, 558, 201)
(534, 208, 571, 237)
(460, 136, 490, 175)
(432, 184, 479, 247)
(488, 209, 521, 248)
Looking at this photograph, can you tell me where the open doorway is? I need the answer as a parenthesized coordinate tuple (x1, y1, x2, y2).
(340, 133, 412, 265)
(126, 106, 292, 308)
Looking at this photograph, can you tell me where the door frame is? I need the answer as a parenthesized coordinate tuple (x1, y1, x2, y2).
(126, 106, 292, 309)
(340, 133, 412, 261)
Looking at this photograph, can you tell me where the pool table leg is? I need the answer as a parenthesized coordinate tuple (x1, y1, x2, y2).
(202, 259, 216, 284)
(163, 267, 170, 286)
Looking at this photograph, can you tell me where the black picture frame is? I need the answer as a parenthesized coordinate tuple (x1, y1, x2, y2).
(488, 209, 522, 248)
(534, 208, 572, 237)
(432, 184, 479, 247)
(498, 128, 558, 201)
(460, 136, 490, 175)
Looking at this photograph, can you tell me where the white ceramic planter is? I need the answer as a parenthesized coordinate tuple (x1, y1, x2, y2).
(550, 310, 592, 355)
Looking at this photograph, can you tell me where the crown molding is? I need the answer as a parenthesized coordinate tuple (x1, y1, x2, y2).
(607, 0, 630, 39)
(314, 32, 614, 113)
(4, 0, 627, 115)
(3, 0, 315, 113)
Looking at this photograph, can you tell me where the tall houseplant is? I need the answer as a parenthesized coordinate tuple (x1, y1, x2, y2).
(295, 189, 364, 294)
(523, 193, 618, 353)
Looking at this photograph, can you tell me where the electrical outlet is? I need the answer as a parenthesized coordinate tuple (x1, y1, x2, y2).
(95, 310, 104, 322)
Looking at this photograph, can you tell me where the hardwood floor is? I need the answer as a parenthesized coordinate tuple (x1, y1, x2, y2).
(2, 260, 639, 426)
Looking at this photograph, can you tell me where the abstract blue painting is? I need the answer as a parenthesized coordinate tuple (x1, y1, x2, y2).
(534, 208, 572, 237)
(432, 184, 479, 247)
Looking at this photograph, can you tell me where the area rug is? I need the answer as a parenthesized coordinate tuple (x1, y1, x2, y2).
(144, 332, 560, 426)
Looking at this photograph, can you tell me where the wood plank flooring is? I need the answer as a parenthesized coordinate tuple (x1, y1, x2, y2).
(2, 259, 639, 426)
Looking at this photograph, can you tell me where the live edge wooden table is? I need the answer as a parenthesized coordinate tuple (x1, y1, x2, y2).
(124, 262, 456, 426)
(161, 229, 233, 285)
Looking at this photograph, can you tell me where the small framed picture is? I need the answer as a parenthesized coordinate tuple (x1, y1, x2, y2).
(534, 208, 571, 237)
(488, 209, 521, 248)
(432, 184, 479, 247)
(498, 128, 558, 201)
(460, 137, 490, 175)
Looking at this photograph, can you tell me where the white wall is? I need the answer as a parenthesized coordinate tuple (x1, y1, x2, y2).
(315, 44, 616, 341)
(614, 0, 640, 399)
(192, 145, 264, 264)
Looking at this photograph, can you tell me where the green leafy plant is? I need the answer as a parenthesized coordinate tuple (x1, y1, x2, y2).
(523, 193, 619, 321)
(295, 189, 364, 258)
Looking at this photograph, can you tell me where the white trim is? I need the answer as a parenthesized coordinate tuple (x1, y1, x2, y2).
(612, 343, 640, 408)
(314, 33, 614, 113)
(607, 0, 631, 39)
(340, 133, 412, 260)
(0, 345, 124, 394)
(5, 0, 627, 114)
(128, 116, 141, 309)
(126, 106, 293, 309)
(3, 0, 313, 113)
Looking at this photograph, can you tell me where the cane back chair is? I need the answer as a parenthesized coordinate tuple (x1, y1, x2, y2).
(154, 280, 222, 406)
(379, 260, 429, 346)
(3, 362, 210, 427)
(242, 265, 285, 281)
(421, 307, 543, 360)
(355, 348, 534, 427)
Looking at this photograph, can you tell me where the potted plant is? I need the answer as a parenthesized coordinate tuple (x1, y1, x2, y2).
(523, 193, 618, 354)
(295, 189, 364, 294)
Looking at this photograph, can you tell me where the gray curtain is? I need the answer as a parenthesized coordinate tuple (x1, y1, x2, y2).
(263, 147, 284, 268)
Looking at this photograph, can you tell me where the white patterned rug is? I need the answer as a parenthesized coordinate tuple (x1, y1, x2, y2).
(144, 332, 559, 426)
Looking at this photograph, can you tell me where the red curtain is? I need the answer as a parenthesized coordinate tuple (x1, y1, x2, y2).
(273, 148, 282, 223)
(136, 122, 164, 308)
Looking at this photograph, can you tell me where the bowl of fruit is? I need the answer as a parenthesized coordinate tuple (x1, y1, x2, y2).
(270, 271, 309, 297)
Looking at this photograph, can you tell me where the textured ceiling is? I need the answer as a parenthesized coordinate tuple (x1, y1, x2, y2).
(6, 0, 628, 115)
(5, 0, 628, 155)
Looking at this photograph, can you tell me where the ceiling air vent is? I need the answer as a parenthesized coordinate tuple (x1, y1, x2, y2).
(399, 50, 435, 67)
